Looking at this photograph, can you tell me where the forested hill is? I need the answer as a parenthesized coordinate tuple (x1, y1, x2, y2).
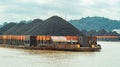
(69, 16, 120, 31)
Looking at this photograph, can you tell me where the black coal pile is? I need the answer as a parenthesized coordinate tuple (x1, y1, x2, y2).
(24, 16, 83, 36)
(0, 23, 16, 34)
(1, 16, 83, 36)
(3, 22, 25, 35)
(12, 19, 43, 35)
(23, 19, 43, 35)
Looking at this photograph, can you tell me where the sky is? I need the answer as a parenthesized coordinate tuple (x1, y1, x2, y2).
(0, 0, 120, 23)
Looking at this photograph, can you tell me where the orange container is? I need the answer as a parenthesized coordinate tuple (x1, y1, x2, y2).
(0, 36, 2, 39)
(16, 36, 18, 40)
(7, 36, 10, 39)
(66, 36, 78, 40)
(22, 36, 25, 40)
(3, 35, 7, 39)
(19, 36, 22, 40)
(39, 36, 42, 40)
(42, 36, 46, 40)
(18, 36, 22, 40)
(66, 36, 72, 40)
(17, 36, 19, 40)
(36, 36, 39, 40)
(72, 36, 78, 40)
(46, 36, 50, 40)
(14, 36, 16, 40)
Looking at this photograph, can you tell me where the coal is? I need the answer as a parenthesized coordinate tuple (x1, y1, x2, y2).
(23, 19, 43, 35)
(3, 22, 25, 35)
(12, 19, 43, 35)
(0, 23, 17, 34)
(24, 16, 83, 36)
(2, 16, 83, 36)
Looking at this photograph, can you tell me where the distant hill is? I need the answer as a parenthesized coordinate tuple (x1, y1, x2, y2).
(69, 16, 120, 31)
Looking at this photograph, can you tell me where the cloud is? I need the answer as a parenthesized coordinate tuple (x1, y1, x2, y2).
(0, 0, 120, 23)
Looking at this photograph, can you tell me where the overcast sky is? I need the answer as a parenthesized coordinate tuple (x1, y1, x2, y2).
(0, 0, 120, 23)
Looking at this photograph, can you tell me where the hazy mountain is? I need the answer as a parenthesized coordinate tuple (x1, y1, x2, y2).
(69, 16, 120, 31)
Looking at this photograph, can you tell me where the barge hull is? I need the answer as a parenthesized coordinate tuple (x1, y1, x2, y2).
(0, 44, 101, 51)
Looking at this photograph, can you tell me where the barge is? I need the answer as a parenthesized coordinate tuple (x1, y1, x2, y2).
(97, 36, 120, 41)
(0, 35, 101, 51)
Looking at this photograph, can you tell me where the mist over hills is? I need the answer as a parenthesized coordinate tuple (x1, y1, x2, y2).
(69, 16, 120, 31)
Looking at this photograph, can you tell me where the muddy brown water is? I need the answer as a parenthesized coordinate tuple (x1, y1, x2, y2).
(0, 41, 120, 67)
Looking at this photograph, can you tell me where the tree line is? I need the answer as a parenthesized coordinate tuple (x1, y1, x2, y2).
(81, 29, 120, 36)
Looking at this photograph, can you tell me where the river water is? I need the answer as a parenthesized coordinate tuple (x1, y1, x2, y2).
(0, 41, 120, 67)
